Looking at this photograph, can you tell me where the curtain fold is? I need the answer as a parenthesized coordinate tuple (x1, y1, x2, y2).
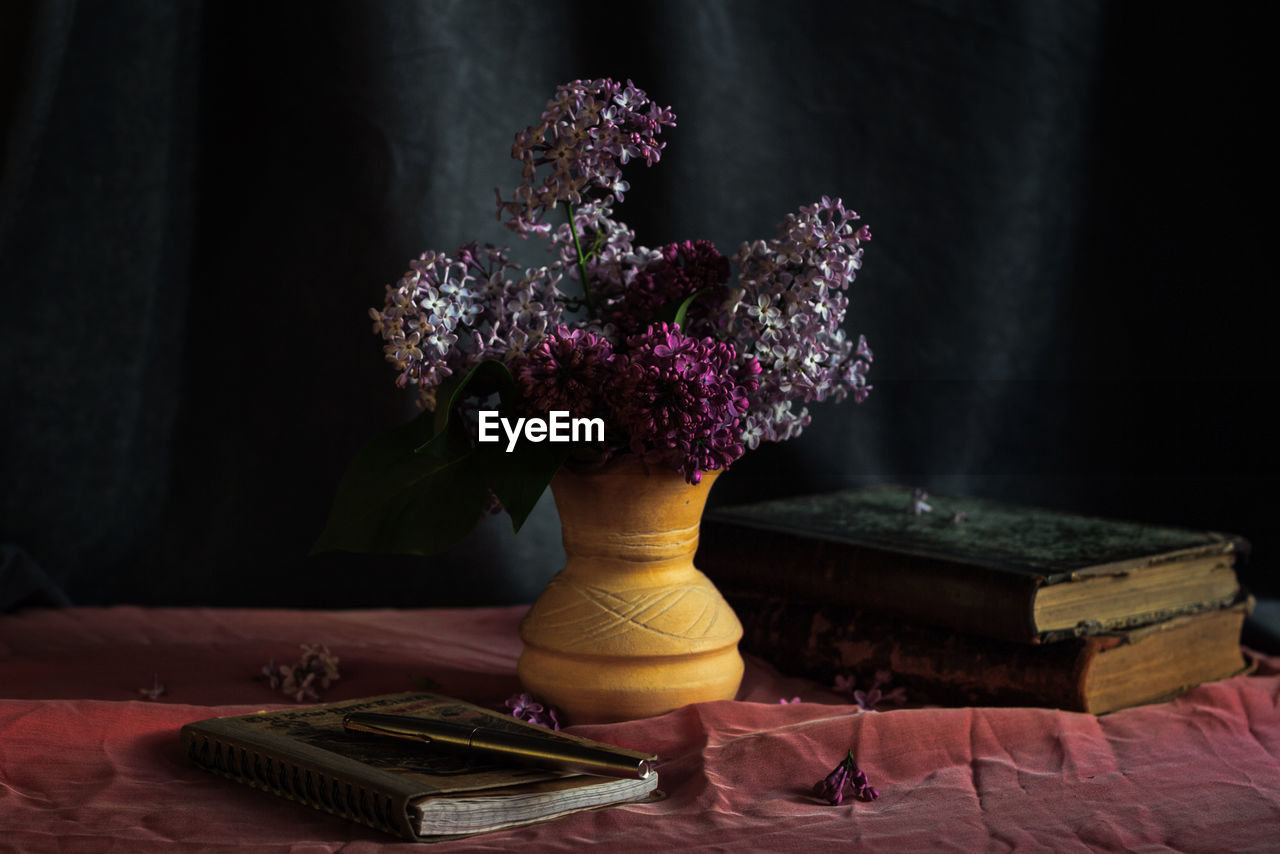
(1, 1, 1273, 607)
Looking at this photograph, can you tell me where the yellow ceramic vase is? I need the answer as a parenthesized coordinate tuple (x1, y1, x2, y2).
(517, 458, 744, 724)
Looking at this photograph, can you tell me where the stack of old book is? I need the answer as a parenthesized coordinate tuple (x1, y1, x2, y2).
(697, 485, 1253, 714)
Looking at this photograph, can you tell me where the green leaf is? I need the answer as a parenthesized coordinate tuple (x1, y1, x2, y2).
(313, 360, 515, 556)
(311, 405, 486, 556)
(311, 358, 574, 556)
(421, 359, 515, 454)
(364, 450, 493, 555)
(478, 437, 573, 533)
(654, 287, 710, 330)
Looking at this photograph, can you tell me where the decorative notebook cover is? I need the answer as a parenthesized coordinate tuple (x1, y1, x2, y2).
(180, 692, 658, 840)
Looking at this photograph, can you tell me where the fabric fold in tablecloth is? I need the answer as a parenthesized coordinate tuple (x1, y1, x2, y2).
(1, 606, 1278, 852)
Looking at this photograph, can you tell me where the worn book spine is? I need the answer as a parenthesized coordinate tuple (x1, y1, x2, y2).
(180, 720, 420, 839)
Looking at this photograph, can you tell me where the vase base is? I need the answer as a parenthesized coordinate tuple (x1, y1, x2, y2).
(517, 644, 744, 725)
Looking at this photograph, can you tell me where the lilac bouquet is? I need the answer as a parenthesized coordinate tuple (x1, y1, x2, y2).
(316, 79, 873, 556)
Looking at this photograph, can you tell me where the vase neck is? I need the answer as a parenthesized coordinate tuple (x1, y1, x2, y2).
(551, 460, 719, 574)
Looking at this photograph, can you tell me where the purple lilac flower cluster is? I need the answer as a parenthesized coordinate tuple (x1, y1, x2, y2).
(369, 78, 873, 487)
(505, 692, 562, 730)
(609, 240, 731, 336)
(610, 323, 758, 484)
(512, 323, 759, 483)
(514, 326, 615, 420)
(814, 750, 879, 805)
(497, 78, 676, 236)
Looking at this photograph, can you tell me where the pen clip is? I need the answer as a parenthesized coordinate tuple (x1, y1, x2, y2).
(343, 713, 452, 744)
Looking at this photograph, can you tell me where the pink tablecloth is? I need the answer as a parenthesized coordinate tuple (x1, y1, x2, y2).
(0, 606, 1277, 852)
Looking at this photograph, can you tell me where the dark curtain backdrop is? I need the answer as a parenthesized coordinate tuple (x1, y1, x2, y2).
(1, 1, 1275, 609)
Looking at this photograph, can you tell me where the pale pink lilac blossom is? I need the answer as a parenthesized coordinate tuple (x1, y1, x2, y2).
(907, 488, 932, 515)
(833, 669, 908, 711)
(260, 644, 341, 703)
(138, 674, 166, 700)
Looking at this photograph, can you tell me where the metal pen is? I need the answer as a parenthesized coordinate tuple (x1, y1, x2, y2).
(342, 712, 657, 780)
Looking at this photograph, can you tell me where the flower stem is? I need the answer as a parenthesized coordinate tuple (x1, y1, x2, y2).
(565, 202, 594, 314)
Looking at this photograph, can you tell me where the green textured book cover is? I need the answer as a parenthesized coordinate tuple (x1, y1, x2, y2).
(697, 485, 1246, 642)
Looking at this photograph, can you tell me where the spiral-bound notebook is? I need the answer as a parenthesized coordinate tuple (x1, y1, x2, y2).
(180, 692, 659, 841)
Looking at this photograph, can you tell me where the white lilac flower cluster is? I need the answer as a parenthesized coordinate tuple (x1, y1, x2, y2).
(496, 79, 676, 236)
(728, 196, 874, 448)
(367, 78, 873, 476)
(548, 200, 662, 317)
(368, 243, 564, 410)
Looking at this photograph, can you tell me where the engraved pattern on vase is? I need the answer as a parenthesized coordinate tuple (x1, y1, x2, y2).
(517, 459, 744, 723)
